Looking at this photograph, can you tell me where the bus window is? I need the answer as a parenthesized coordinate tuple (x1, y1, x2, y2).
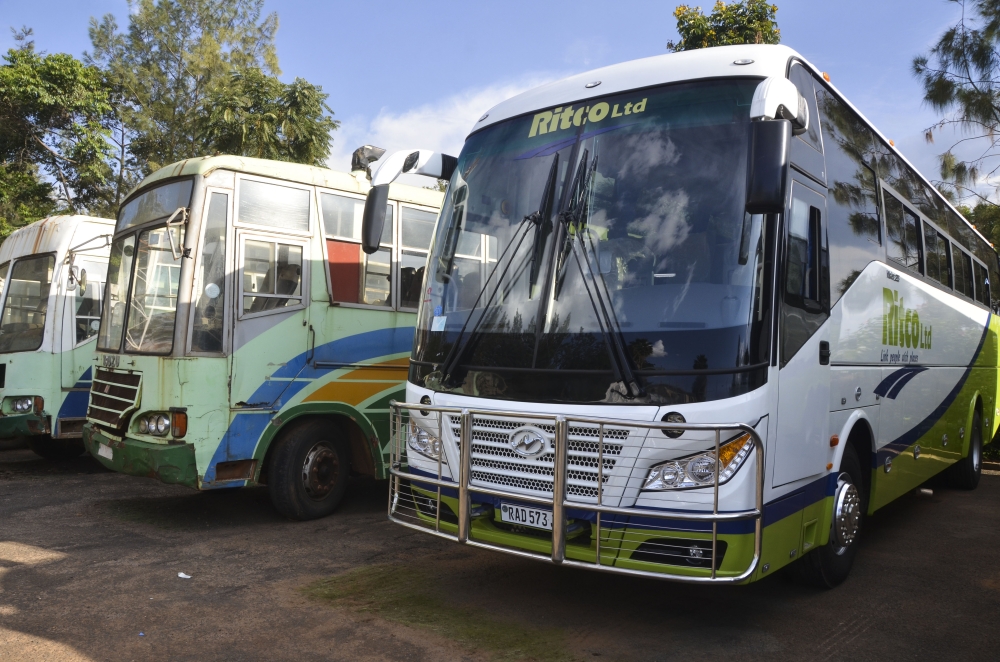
(125, 226, 184, 354)
(0, 261, 8, 301)
(322, 192, 394, 307)
(782, 184, 828, 366)
(192, 192, 229, 352)
(321, 192, 364, 240)
(400, 206, 437, 309)
(788, 63, 823, 152)
(239, 180, 310, 233)
(98, 235, 136, 352)
(0, 254, 55, 353)
(923, 222, 950, 287)
(242, 240, 303, 314)
(953, 244, 974, 299)
(363, 210, 393, 305)
(975, 260, 990, 305)
(885, 193, 922, 273)
(75, 282, 102, 344)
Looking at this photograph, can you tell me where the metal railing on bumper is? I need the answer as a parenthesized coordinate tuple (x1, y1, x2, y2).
(387, 401, 764, 583)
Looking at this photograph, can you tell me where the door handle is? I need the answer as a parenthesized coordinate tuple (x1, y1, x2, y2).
(819, 341, 830, 365)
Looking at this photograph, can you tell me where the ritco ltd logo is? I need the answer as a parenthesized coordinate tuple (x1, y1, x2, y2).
(508, 426, 550, 458)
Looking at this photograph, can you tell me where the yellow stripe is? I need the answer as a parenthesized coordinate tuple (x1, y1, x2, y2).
(303, 357, 408, 406)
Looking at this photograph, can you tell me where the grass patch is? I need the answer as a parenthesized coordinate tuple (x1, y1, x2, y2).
(303, 564, 573, 662)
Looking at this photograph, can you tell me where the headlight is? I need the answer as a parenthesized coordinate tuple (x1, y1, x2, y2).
(643, 432, 755, 490)
(138, 413, 171, 436)
(13, 398, 33, 413)
(407, 421, 442, 459)
(155, 414, 170, 435)
(138, 417, 149, 433)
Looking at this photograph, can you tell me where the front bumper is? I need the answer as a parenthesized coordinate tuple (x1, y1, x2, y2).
(0, 412, 50, 439)
(83, 424, 198, 488)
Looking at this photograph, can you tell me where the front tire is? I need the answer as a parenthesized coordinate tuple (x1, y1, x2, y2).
(949, 411, 982, 490)
(28, 435, 86, 461)
(788, 444, 865, 589)
(268, 419, 351, 520)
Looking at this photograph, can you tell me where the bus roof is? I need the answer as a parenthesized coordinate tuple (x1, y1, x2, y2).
(472, 43, 996, 256)
(130, 155, 444, 209)
(0, 215, 114, 264)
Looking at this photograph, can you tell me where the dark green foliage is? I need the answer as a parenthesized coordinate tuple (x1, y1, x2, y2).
(0, 33, 112, 238)
(667, 0, 780, 52)
(200, 68, 339, 166)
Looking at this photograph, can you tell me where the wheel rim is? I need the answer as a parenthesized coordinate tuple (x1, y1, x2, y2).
(832, 472, 861, 554)
(301, 441, 339, 501)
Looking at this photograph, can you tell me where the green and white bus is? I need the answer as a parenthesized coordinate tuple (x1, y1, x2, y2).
(82, 155, 443, 519)
(374, 44, 1000, 586)
(0, 215, 113, 458)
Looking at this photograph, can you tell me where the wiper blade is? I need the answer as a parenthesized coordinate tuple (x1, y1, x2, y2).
(438, 155, 560, 386)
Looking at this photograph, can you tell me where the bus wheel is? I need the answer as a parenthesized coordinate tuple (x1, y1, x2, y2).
(268, 420, 350, 520)
(949, 411, 982, 490)
(787, 444, 865, 589)
(28, 436, 86, 461)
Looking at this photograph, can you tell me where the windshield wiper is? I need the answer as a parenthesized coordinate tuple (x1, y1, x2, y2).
(438, 154, 560, 387)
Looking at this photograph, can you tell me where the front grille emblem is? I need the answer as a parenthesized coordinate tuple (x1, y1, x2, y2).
(508, 426, 549, 458)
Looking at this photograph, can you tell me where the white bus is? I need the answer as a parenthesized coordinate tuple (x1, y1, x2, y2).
(364, 44, 1000, 587)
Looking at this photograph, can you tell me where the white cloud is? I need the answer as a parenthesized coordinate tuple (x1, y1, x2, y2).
(326, 75, 556, 175)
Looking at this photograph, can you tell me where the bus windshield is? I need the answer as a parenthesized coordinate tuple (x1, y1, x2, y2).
(411, 78, 770, 405)
(0, 254, 55, 353)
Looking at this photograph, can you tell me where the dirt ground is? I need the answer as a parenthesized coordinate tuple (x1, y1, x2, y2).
(1, 446, 999, 662)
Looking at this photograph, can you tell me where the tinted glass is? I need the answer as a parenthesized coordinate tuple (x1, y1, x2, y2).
(885, 193, 921, 272)
(923, 222, 950, 287)
(118, 180, 193, 232)
(192, 192, 228, 352)
(781, 185, 829, 366)
(321, 192, 364, 240)
(0, 255, 54, 352)
(953, 245, 973, 298)
(975, 261, 990, 305)
(98, 235, 136, 352)
(239, 180, 310, 232)
(789, 63, 822, 151)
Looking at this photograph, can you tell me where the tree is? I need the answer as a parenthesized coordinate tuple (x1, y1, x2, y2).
(85, 0, 281, 202)
(0, 30, 112, 238)
(199, 68, 338, 165)
(667, 0, 780, 52)
(913, 0, 1000, 206)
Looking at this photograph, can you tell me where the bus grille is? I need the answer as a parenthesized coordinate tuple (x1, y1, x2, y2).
(450, 415, 627, 500)
(87, 368, 142, 436)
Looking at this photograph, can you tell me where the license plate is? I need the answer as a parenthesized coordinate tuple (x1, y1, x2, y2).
(499, 502, 552, 530)
(97, 444, 113, 460)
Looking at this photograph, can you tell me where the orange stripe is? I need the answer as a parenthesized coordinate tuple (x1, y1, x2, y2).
(304, 381, 398, 406)
(339, 357, 410, 381)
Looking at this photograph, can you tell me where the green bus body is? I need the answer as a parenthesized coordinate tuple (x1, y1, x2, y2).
(82, 157, 443, 504)
(0, 215, 113, 456)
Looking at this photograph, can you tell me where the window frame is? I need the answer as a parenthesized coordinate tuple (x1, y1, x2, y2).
(233, 174, 314, 239)
(186, 187, 234, 356)
(236, 230, 310, 321)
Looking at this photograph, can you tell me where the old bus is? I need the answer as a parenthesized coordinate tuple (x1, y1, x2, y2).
(372, 44, 999, 586)
(83, 155, 442, 519)
(0, 215, 113, 458)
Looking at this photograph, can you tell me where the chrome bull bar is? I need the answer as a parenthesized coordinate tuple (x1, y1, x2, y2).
(387, 401, 765, 584)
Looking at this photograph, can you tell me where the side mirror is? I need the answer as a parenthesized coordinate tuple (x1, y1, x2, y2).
(361, 148, 457, 254)
(361, 185, 390, 254)
(750, 77, 808, 135)
(78, 268, 88, 296)
(745, 119, 791, 214)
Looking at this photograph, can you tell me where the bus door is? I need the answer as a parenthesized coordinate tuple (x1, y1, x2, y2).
(773, 180, 832, 486)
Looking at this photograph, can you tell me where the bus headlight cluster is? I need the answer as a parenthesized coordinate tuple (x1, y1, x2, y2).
(407, 421, 442, 460)
(12, 397, 35, 413)
(137, 413, 171, 436)
(643, 432, 754, 490)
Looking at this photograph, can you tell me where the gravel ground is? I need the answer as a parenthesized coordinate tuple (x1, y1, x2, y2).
(1, 447, 998, 661)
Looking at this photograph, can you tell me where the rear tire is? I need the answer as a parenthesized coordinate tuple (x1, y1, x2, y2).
(28, 435, 86, 461)
(948, 411, 982, 490)
(268, 419, 351, 521)
(787, 444, 865, 589)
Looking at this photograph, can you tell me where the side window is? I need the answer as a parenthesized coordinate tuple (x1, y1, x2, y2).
(788, 63, 823, 152)
(400, 206, 437, 309)
(885, 192, 922, 273)
(923, 222, 950, 287)
(238, 180, 310, 233)
(75, 281, 102, 344)
(321, 190, 395, 307)
(241, 239, 303, 315)
(975, 261, 991, 306)
(0, 254, 55, 353)
(192, 192, 229, 352)
(781, 183, 829, 367)
(0, 261, 8, 303)
(953, 245, 974, 299)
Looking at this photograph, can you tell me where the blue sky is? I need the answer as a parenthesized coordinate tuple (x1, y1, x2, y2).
(0, 0, 974, 191)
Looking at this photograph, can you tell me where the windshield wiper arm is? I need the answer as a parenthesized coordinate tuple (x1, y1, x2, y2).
(438, 155, 560, 386)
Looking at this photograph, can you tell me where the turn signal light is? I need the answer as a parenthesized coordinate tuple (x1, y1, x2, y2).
(830, 434, 840, 447)
(170, 409, 188, 438)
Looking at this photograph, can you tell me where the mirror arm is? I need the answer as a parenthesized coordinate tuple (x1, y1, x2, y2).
(164, 207, 189, 260)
